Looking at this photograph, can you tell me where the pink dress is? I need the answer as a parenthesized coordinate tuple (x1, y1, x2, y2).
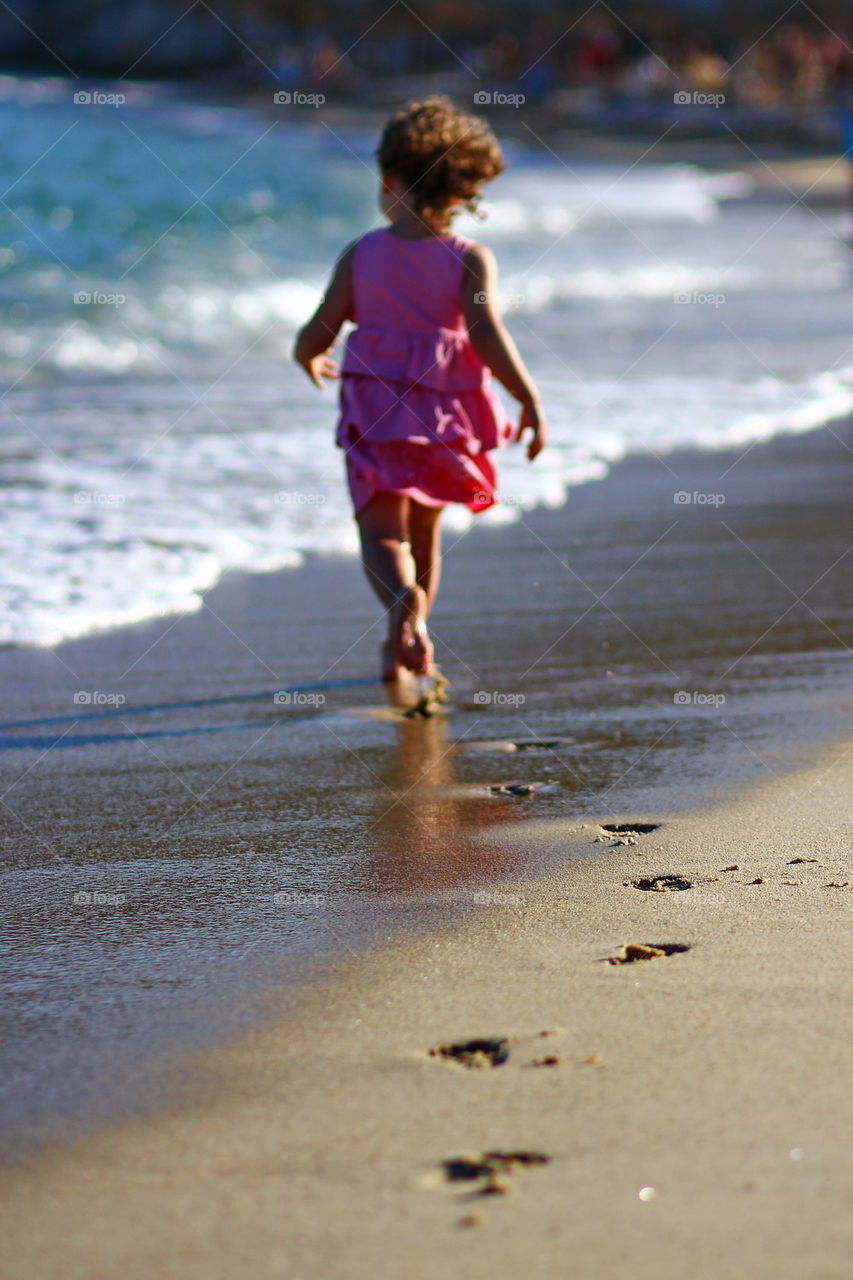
(337, 228, 511, 514)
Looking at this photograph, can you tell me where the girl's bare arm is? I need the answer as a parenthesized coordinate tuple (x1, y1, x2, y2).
(293, 243, 356, 388)
(462, 243, 547, 459)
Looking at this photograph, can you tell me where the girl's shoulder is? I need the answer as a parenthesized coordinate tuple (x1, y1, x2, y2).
(453, 236, 493, 272)
(353, 227, 478, 255)
(354, 226, 388, 248)
(442, 230, 478, 262)
(425, 231, 491, 273)
(347, 227, 386, 261)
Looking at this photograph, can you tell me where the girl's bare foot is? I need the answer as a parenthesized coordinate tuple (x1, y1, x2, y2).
(394, 585, 433, 675)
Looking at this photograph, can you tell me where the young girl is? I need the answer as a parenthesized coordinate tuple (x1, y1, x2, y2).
(294, 96, 546, 682)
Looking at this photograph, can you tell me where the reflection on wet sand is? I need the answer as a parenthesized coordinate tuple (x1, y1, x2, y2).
(362, 682, 527, 894)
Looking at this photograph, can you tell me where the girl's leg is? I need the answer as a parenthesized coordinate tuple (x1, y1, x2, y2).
(408, 500, 450, 701)
(356, 493, 433, 677)
(408, 500, 443, 614)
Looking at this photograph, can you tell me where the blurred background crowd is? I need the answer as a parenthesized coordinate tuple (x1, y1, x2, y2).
(256, 4, 853, 117)
(1, 1, 852, 139)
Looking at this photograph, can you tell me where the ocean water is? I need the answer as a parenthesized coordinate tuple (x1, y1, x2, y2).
(2, 75, 852, 647)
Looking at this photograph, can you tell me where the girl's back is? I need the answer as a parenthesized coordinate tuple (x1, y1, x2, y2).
(342, 227, 487, 396)
(349, 227, 470, 333)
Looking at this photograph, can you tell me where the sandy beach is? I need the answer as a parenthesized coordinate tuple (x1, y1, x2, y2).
(2, 411, 852, 1277)
(5, 755, 853, 1280)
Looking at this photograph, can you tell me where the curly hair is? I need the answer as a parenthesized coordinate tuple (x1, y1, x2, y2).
(376, 96, 505, 230)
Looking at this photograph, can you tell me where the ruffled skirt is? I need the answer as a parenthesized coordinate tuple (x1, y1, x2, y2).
(337, 374, 509, 514)
(342, 428, 497, 514)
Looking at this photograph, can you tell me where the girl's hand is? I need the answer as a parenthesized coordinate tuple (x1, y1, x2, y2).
(300, 350, 339, 390)
(516, 402, 547, 461)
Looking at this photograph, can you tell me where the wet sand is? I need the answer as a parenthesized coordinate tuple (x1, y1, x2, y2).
(1, 417, 853, 1275)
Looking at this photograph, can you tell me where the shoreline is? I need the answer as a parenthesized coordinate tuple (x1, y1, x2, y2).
(3, 82, 852, 652)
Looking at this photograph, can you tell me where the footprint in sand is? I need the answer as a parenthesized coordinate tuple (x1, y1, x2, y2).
(441, 1151, 550, 1198)
(429, 1037, 510, 1069)
(601, 821, 661, 835)
(428, 1029, 563, 1070)
(604, 941, 691, 965)
(487, 781, 546, 797)
(460, 737, 575, 755)
(627, 874, 694, 892)
(594, 821, 661, 847)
